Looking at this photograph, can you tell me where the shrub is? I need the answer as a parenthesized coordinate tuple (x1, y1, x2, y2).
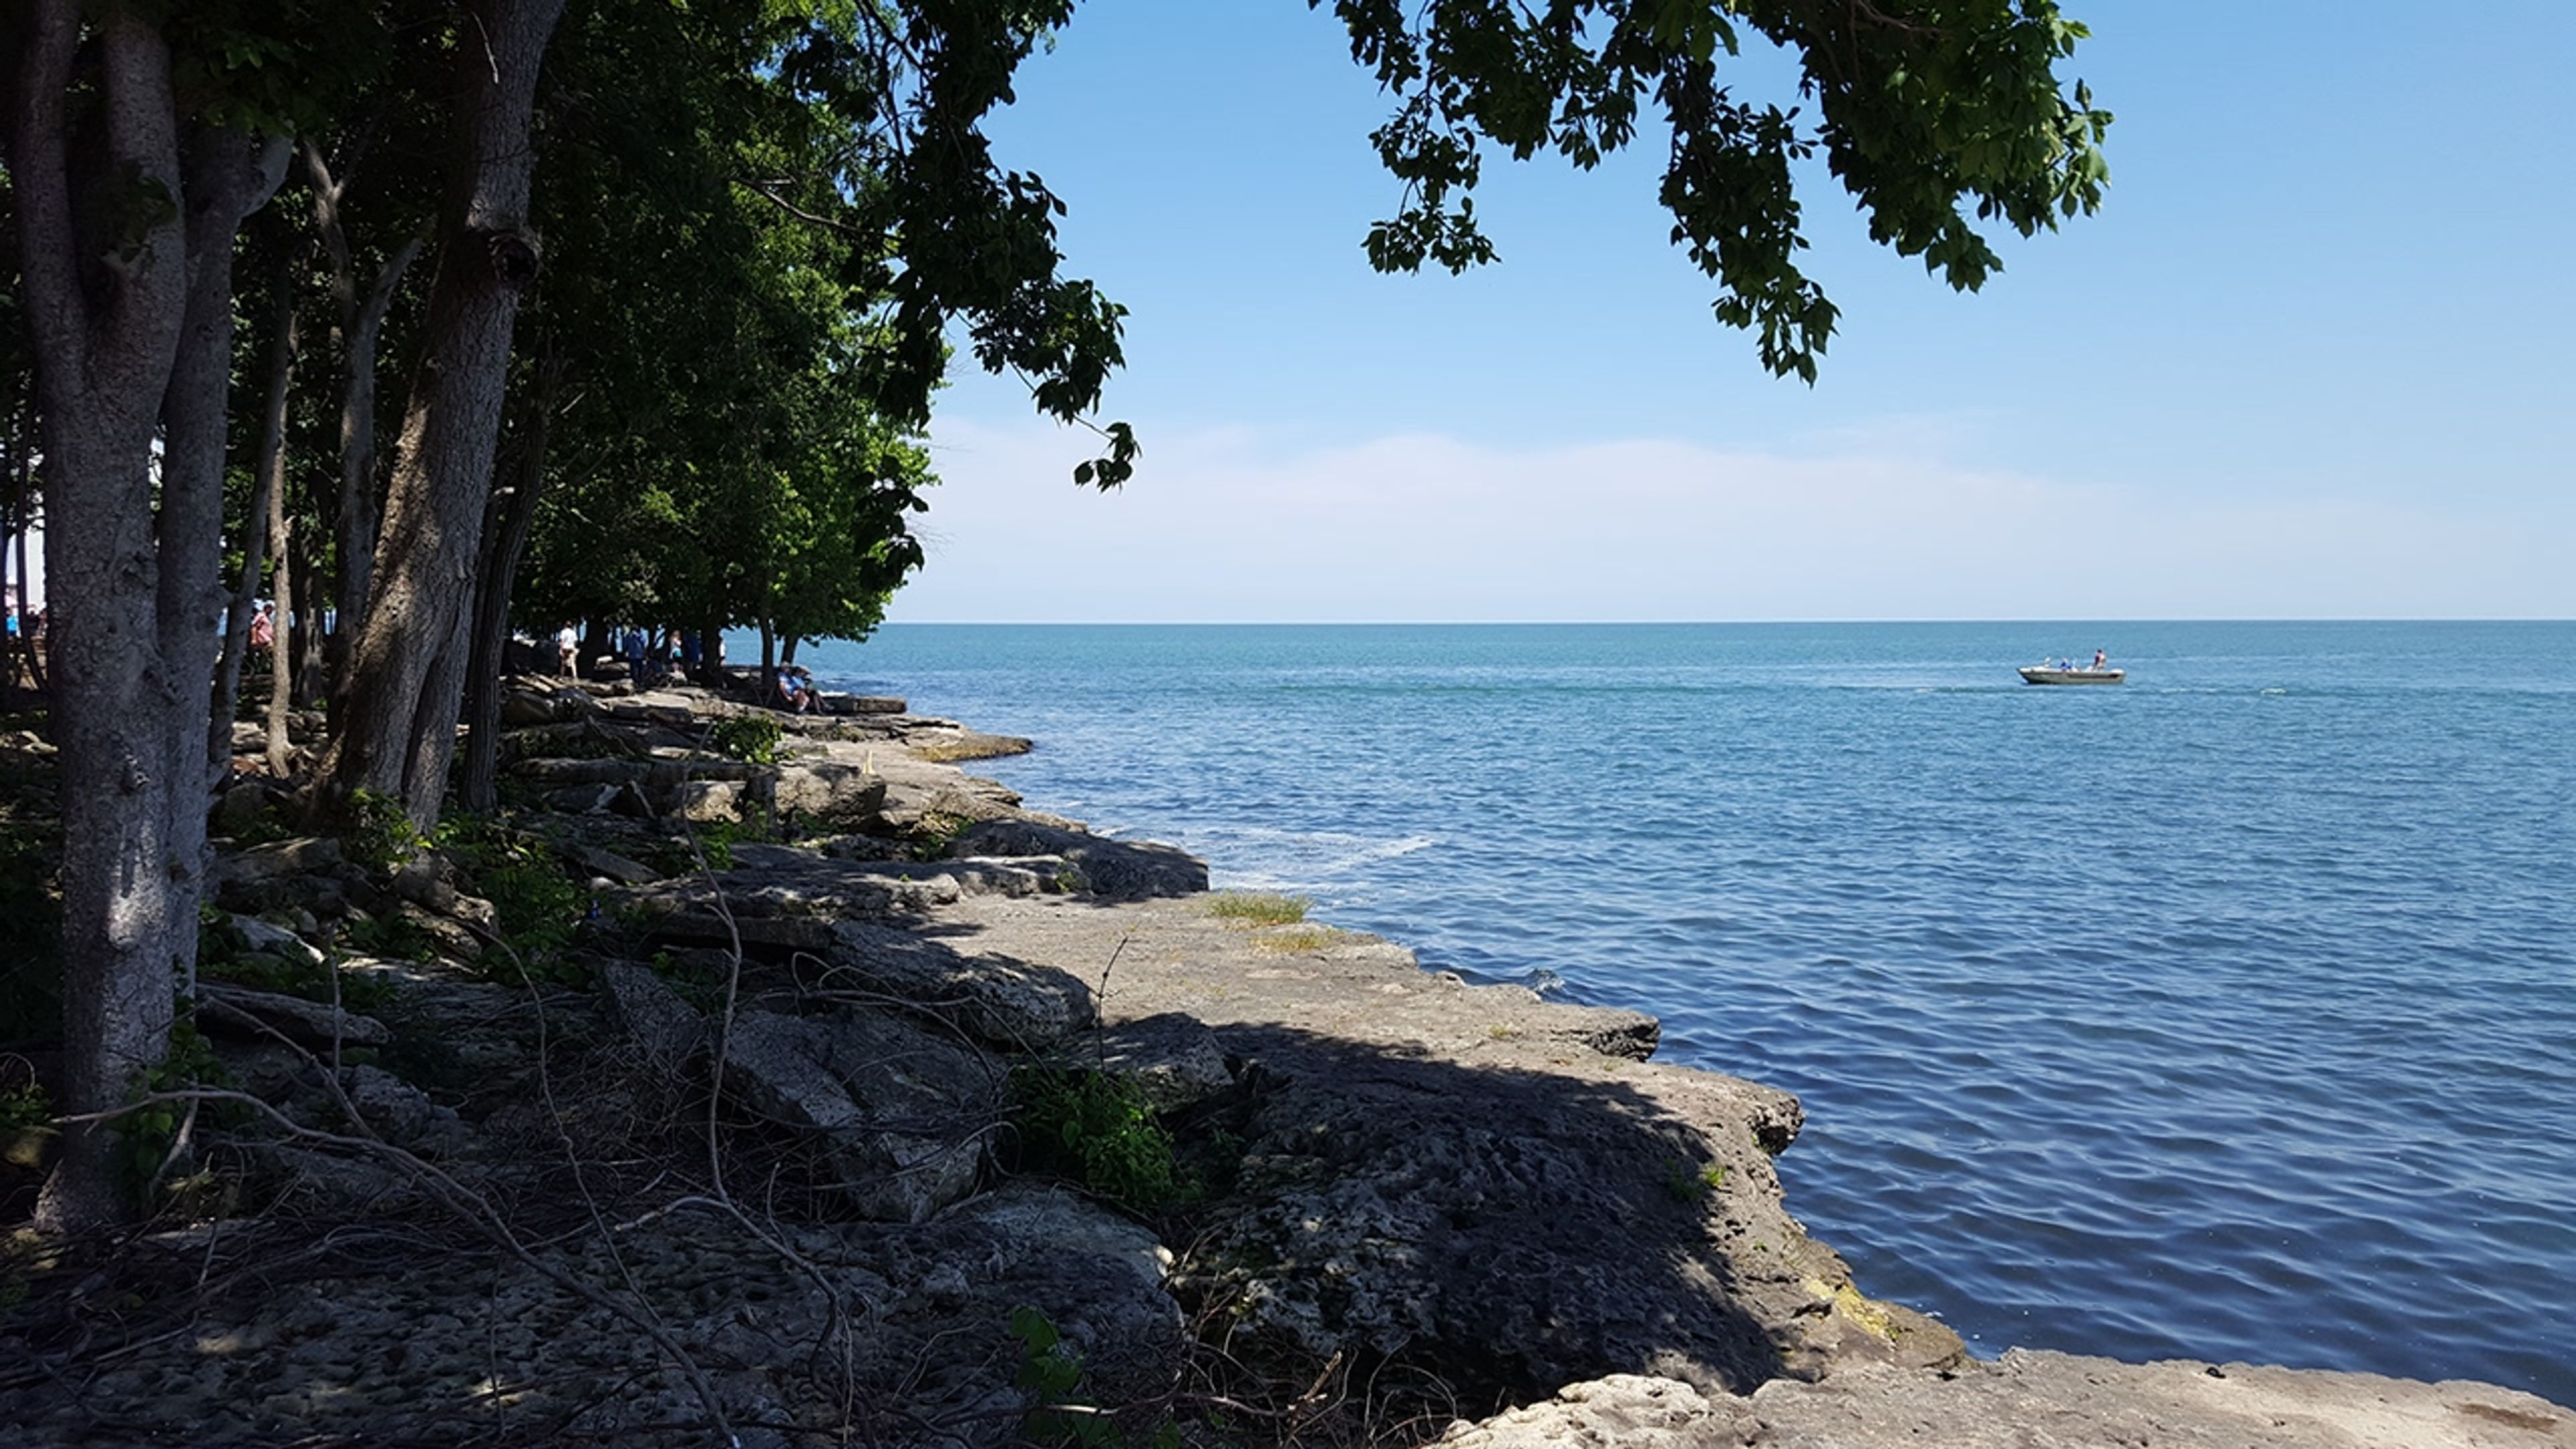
(342, 788, 424, 870)
(1011, 1068, 1175, 1207)
(708, 714, 782, 765)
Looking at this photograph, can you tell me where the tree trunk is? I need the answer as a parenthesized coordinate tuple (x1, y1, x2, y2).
(459, 359, 563, 813)
(293, 540, 329, 707)
(321, 0, 568, 830)
(308, 140, 423, 703)
(211, 284, 298, 776)
(5, 5, 282, 1232)
(266, 525, 297, 778)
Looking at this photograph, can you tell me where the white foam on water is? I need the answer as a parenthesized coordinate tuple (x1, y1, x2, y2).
(1199, 826, 1437, 889)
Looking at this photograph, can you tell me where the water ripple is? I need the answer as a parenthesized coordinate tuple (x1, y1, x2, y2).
(813, 621, 2576, 1405)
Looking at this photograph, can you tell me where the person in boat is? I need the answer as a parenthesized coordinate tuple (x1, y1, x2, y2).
(2092, 649, 2107, 670)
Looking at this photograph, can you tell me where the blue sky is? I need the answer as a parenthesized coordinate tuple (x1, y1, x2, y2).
(896, 1, 2575, 622)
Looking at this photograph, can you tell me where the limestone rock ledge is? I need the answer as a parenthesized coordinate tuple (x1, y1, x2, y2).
(1437, 1354, 2576, 1449)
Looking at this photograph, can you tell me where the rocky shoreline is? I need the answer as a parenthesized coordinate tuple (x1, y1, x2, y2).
(2, 679, 2568, 1447)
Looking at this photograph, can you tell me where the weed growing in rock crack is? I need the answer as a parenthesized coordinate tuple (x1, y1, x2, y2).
(1010, 1305, 1181, 1449)
(1010, 1069, 1176, 1207)
(341, 788, 425, 870)
(1207, 892, 1309, 926)
(708, 714, 782, 765)
(908, 810, 974, 860)
(696, 818, 741, 871)
(341, 910, 441, 964)
(1253, 925, 1340, 955)
(1663, 1160, 1728, 1203)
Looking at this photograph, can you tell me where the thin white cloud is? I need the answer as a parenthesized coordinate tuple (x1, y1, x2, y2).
(893, 419, 2571, 622)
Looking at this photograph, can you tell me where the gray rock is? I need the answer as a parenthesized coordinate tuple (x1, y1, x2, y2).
(813, 692, 905, 714)
(199, 983, 390, 1049)
(665, 778, 743, 823)
(769, 760, 890, 828)
(396, 902, 483, 962)
(600, 961, 706, 1074)
(574, 845, 661, 885)
(210, 782, 280, 838)
(499, 682, 596, 728)
(1171, 1030, 1954, 1399)
(511, 756, 656, 788)
(719, 1007, 1000, 1222)
(828, 921, 1098, 1048)
(1435, 1375, 1742, 1449)
(342, 1065, 470, 1158)
(545, 783, 621, 815)
(1438, 1356, 2576, 1449)
(217, 837, 344, 886)
(943, 818, 1208, 900)
(1080, 1013, 1233, 1111)
(390, 857, 458, 916)
(447, 892, 500, 935)
(222, 914, 325, 970)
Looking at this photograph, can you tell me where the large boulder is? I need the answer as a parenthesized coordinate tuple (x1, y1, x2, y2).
(943, 818, 1208, 900)
(600, 961, 707, 1075)
(826, 921, 1098, 1049)
(720, 1007, 1001, 1222)
(1170, 1027, 1959, 1400)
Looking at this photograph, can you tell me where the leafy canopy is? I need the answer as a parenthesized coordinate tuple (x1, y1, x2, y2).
(1321, 0, 2112, 381)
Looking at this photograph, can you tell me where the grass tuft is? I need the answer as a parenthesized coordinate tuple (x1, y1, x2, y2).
(1207, 892, 1309, 926)
(1252, 925, 1340, 955)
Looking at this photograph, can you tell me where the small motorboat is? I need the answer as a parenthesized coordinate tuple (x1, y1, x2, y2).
(2019, 664, 2125, 686)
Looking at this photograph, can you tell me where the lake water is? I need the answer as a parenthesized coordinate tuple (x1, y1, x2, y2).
(796, 621, 2576, 1402)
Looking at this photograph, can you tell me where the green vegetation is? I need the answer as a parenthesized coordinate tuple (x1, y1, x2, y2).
(435, 815, 590, 981)
(341, 788, 425, 871)
(1206, 892, 1309, 926)
(5, 0, 2112, 1230)
(708, 715, 782, 767)
(1664, 1160, 1729, 1204)
(1252, 926, 1341, 955)
(197, 936, 398, 1016)
(1010, 1305, 1181, 1449)
(1011, 1069, 1176, 1208)
(341, 911, 441, 965)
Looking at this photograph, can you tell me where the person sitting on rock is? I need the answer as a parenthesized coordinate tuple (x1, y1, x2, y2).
(776, 668, 807, 712)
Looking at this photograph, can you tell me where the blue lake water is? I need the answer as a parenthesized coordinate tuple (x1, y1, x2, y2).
(795, 621, 2576, 1402)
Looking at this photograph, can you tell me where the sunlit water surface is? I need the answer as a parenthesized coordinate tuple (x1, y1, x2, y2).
(796, 621, 2576, 1401)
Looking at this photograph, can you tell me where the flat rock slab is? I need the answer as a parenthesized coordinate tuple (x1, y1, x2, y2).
(916, 894, 1938, 1396)
(199, 983, 391, 1049)
(1437, 1355, 2576, 1448)
(943, 818, 1207, 899)
(825, 920, 1099, 1047)
(0, 1187, 1183, 1449)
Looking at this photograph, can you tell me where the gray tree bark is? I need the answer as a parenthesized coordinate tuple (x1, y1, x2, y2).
(321, 0, 568, 829)
(211, 284, 298, 777)
(459, 358, 564, 814)
(305, 140, 423, 700)
(5, 3, 284, 1232)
